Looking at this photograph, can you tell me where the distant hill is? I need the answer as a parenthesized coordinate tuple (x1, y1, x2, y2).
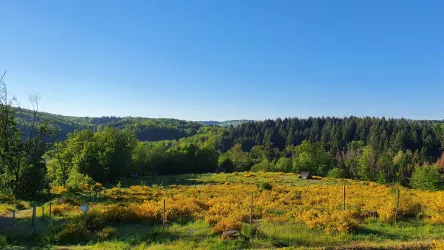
(13, 108, 202, 141)
(13, 108, 254, 142)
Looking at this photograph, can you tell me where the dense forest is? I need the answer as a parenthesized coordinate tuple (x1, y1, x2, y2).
(43, 116, 444, 192)
(2, 76, 444, 199)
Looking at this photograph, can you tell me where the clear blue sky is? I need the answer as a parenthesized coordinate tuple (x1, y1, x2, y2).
(1, 0, 443, 121)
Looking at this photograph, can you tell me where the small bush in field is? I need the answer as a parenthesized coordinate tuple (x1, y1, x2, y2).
(241, 224, 257, 238)
(258, 182, 273, 191)
(301, 209, 359, 234)
(95, 227, 117, 241)
(52, 212, 108, 244)
(53, 220, 91, 244)
(243, 172, 254, 178)
(93, 182, 103, 191)
(52, 203, 75, 216)
(212, 215, 243, 233)
(15, 200, 30, 210)
(50, 186, 68, 195)
(59, 197, 82, 206)
(327, 168, 345, 179)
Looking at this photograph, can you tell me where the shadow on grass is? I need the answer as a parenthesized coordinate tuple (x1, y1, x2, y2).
(352, 226, 398, 241)
(120, 174, 204, 188)
(0, 216, 53, 248)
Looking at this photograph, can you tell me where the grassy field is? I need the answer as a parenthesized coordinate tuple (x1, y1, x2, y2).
(1, 172, 444, 249)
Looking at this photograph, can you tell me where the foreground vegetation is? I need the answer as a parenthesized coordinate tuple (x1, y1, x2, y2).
(2, 172, 444, 249)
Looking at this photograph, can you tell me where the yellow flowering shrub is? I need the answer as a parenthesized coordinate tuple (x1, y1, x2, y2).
(50, 186, 68, 195)
(93, 182, 103, 192)
(301, 209, 359, 234)
(432, 240, 444, 250)
(52, 174, 444, 235)
(80, 183, 91, 192)
(244, 172, 255, 178)
(52, 203, 78, 216)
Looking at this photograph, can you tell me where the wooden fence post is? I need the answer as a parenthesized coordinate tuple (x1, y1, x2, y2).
(163, 199, 166, 232)
(32, 207, 36, 229)
(49, 202, 52, 218)
(12, 210, 15, 227)
(250, 192, 253, 225)
(343, 185, 346, 210)
(395, 188, 400, 222)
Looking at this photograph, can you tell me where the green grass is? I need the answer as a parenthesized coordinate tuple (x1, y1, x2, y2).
(251, 220, 444, 249)
(351, 220, 444, 242)
(119, 172, 345, 189)
(15, 220, 436, 249)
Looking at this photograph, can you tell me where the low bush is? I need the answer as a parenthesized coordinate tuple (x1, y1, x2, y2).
(52, 211, 108, 244)
(241, 223, 257, 238)
(53, 220, 91, 244)
(95, 227, 117, 241)
(52, 203, 76, 216)
(301, 209, 360, 234)
(258, 182, 273, 191)
(327, 168, 345, 178)
(0, 235, 6, 247)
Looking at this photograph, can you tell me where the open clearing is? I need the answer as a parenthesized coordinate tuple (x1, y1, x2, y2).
(1, 172, 444, 249)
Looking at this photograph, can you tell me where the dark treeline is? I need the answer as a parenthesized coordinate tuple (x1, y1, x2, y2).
(227, 117, 443, 160)
(215, 117, 444, 186)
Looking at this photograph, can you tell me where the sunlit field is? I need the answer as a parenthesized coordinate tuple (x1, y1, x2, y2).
(1, 172, 444, 249)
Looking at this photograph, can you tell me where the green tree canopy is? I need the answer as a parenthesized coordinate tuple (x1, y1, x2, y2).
(410, 165, 443, 191)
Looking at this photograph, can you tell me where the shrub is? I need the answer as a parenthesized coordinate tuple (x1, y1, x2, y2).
(95, 227, 117, 241)
(258, 182, 273, 191)
(241, 223, 257, 238)
(274, 158, 292, 173)
(411, 165, 443, 191)
(432, 240, 444, 250)
(212, 215, 243, 233)
(0, 235, 6, 247)
(218, 156, 235, 173)
(53, 212, 111, 244)
(93, 182, 103, 192)
(52, 203, 76, 216)
(59, 197, 82, 206)
(15, 200, 30, 210)
(66, 171, 93, 193)
(53, 220, 91, 244)
(50, 186, 68, 195)
(243, 172, 254, 178)
(327, 168, 345, 178)
(82, 212, 107, 230)
(301, 209, 359, 234)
